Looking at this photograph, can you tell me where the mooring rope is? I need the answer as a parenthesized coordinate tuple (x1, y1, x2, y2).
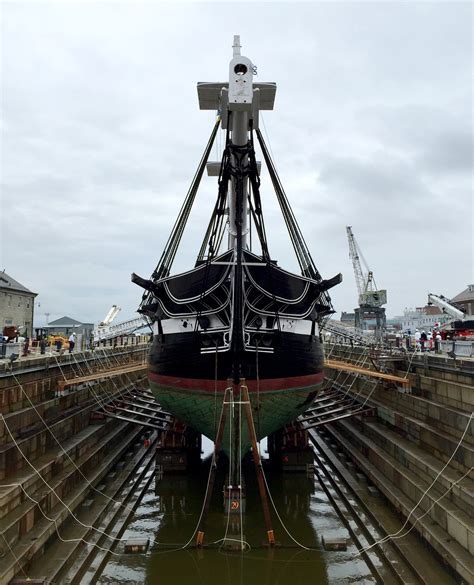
(356, 411, 474, 554)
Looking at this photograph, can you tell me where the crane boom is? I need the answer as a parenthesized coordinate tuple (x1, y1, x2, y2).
(346, 226, 387, 308)
(346, 226, 365, 297)
(100, 305, 122, 326)
(427, 293, 465, 320)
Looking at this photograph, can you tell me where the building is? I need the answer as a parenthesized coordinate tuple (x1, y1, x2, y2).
(386, 316, 404, 331)
(40, 316, 94, 346)
(340, 311, 356, 326)
(451, 285, 474, 316)
(402, 305, 451, 333)
(0, 271, 37, 338)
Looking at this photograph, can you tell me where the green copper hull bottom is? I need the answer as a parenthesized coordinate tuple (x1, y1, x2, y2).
(148, 373, 324, 456)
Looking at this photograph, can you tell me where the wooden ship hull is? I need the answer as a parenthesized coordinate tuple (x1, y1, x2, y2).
(133, 36, 341, 458)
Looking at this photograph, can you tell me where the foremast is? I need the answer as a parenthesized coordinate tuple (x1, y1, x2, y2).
(200, 36, 275, 382)
(228, 36, 256, 383)
(134, 36, 341, 351)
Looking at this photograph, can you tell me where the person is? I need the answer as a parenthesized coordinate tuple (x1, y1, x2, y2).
(55, 338, 62, 352)
(427, 330, 433, 351)
(435, 331, 442, 354)
(420, 330, 427, 351)
(39, 338, 46, 355)
(22, 337, 30, 357)
(68, 333, 76, 353)
(0, 335, 7, 359)
(415, 329, 421, 349)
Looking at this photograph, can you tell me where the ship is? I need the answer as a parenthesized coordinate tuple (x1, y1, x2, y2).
(132, 37, 341, 458)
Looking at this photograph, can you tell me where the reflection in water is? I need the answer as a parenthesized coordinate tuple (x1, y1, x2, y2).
(96, 455, 375, 585)
(147, 459, 329, 585)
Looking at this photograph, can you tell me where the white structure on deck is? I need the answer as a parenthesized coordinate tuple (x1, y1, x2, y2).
(94, 305, 149, 342)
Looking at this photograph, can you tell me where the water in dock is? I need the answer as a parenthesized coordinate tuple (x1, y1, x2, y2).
(91, 440, 375, 585)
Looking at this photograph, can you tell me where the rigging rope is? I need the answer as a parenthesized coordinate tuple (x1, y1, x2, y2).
(139, 117, 221, 314)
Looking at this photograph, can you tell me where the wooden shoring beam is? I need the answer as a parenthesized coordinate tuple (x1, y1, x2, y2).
(129, 394, 159, 406)
(324, 359, 410, 388)
(118, 399, 170, 416)
(102, 412, 169, 431)
(129, 395, 164, 408)
(57, 364, 147, 391)
(301, 402, 356, 421)
(241, 382, 275, 547)
(303, 397, 352, 414)
(311, 392, 341, 404)
(107, 405, 171, 422)
(300, 407, 374, 429)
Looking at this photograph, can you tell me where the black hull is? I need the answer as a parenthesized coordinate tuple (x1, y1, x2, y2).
(149, 331, 324, 381)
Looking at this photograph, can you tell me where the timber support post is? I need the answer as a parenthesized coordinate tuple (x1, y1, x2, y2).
(240, 381, 275, 546)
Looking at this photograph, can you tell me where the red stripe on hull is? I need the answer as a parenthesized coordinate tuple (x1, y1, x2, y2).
(148, 371, 325, 392)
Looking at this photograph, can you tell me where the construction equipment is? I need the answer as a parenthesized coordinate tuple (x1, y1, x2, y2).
(428, 293, 474, 339)
(100, 304, 122, 326)
(346, 226, 387, 337)
(427, 293, 465, 321)
(94, 305, 150, 342)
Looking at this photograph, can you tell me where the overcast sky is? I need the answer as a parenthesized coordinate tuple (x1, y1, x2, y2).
(1, 1, 472, 327)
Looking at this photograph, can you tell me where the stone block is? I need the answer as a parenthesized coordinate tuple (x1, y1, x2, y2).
(124, 538, 149, 553)
(468, 525, 474, 556)
(322, 536, 347, 551)
(11, 579, 48, 585)
(447, 514, 468, 550)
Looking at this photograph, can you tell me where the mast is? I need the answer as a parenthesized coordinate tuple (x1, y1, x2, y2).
(228, 35, 253, 381)
(196, 39, 276, 380)
(227, 35, 250, 251)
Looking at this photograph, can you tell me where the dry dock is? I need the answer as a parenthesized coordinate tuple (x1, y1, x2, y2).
(0, 341, 472, 584)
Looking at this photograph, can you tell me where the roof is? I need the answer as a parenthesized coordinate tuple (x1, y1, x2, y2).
(424, 305, 443, 315)
(0, 271, 37, 295)
(47, 316, 86, 326)
(452, 285, 474, 303)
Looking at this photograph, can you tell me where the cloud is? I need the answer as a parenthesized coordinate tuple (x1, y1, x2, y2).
(1, 1, 472, 326)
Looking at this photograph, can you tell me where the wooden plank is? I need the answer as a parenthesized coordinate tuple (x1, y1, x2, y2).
(58, 364, 147, 390)
(324, 359, 410, 388)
